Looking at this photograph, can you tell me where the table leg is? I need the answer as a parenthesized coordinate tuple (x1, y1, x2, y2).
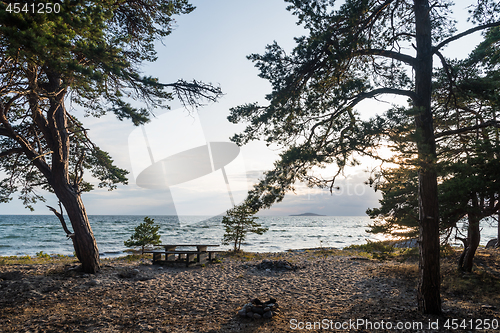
(198, 252, 208, 264)
(165, 246, 176, 261)
(186, 253, 196, 266)
(196, 246, 208, 265)
(152, 252, 161, 264)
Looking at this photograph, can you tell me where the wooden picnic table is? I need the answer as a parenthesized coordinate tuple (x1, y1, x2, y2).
(160, 244, 219, 251)
(145, 244, 220, 266)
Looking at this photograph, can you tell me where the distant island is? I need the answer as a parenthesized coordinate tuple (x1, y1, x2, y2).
(290, 212, 326, 216)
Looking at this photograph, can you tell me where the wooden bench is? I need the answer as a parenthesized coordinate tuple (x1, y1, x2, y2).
(142, 250, 166, 264)
(145, 244, 220, 266)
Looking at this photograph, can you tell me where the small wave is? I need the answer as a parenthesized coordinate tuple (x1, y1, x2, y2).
(4, 235, 22, 239)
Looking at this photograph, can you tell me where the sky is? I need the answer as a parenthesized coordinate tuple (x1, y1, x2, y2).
(0, 0, 487, 216)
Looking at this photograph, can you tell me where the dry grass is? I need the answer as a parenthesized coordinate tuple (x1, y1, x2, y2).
(440, 248, 500, 306)
(0, 253, 78, 266)
(367, 246, 500, 308)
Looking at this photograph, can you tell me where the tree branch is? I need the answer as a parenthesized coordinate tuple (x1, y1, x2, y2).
(434, 50, 454, 88)
(159, 79, 224, 108)
(433, 21, 500, 52)
(435, 119, 500, 139)
(348, 87, 417, 108)
(353, 49, 417, 66)
(434, 49, 455, 106)
(0, 101, 52, 177)
(305, 87, 415, 145)
(47, 203, 74, 238)
(0, 148, 23, 158)
(73, 150, 86, 191)
(0, 127, 13, 137)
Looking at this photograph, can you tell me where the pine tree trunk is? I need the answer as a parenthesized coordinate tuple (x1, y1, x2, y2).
(414, 0, 441, 315)
(44, 75, 100, 274)
(54, 183, 100, 273)
(460, 215, 480, 272)
(457, 237, 468, 270)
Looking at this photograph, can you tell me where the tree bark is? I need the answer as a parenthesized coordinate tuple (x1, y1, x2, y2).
(53, 183, 100, 273)
(414, 0, 441, 314)
(43, 73, 100, 274)
(457, 237, 468, 270)
(460, 215, 480, 272)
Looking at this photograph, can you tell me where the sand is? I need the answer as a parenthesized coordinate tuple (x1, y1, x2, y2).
(0, 249, 498, 332)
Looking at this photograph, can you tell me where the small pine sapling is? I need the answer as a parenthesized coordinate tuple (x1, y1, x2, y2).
(222, 204, 268, 252)
(124, 217, 161, 254)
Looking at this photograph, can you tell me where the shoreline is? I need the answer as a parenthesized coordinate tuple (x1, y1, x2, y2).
(1, 248, 499, 332)
(0, 243, 491, 260)
(2, 239, 498, 260)
(0, 246, 351, 260)
(2, 215, 499, 259)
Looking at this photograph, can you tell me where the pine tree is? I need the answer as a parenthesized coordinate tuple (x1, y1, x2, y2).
(222, 205, 268, 252)
(367, 30, 500, 272)
(124, 217, 161, 255)
(0, 1, 222, 273)
(228, 0, 500, 313)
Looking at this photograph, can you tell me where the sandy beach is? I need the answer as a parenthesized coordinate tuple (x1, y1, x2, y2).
(0, 249, 499, 332)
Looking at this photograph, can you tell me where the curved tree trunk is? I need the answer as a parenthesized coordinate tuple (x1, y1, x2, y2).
(459, 215, 480, 273)
(42, 72, 100, 274)
(54, 183, 100, 273)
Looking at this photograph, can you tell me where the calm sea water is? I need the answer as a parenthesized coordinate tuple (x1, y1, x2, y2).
(0, 215, 498, 257)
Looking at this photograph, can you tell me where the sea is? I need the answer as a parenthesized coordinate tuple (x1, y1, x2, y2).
(0, 215, 498, 257)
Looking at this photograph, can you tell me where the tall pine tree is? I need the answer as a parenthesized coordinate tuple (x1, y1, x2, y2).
(367, 28, 500, 272)
(229, 0, 500, 313)
(0, 0, 222, 273)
